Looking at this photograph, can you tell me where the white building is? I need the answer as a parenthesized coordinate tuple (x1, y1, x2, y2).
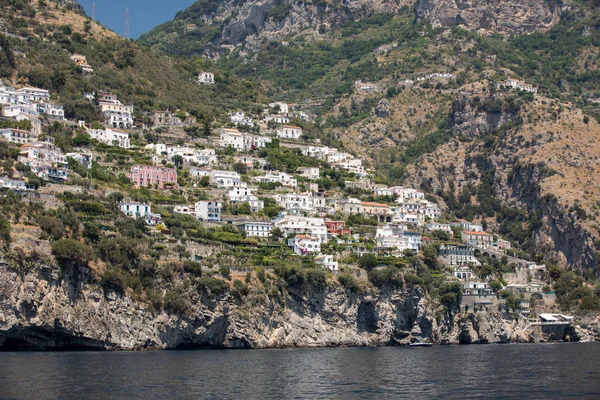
(173, 204, 196, 216)
(439, 244, 480, 266)
(376, 225, 421, 253)
(219, 128, 244, 150)
(254, 171, 297, 188)
(120, 202, 151, 218)
(426, 222, 452, 233)
(275, 193, 315, 213)
(243, 134, 272, 150)
(0, 128, 31, 144)
(288, 235, 321, 255)
(275, 215, 328, 242)
(297, 167, 320, 180)
(229, 112, 254, 127)
(105, 110, 134, 129)
(90, 128, 131, 148)
(211, 170, 242, 188)
(38, 102, 64, 119)
(268, 102, 289, 114)
(19, 141, 68, 181)
(195, 201, 222, 222)
(263, 115, 290, 125)
(236, 221, 272, 239)
(277, 125, 303, 140)
(198, 72, 215, 84)
(315, 254, 339, 273)
(17, 87, 50, 102)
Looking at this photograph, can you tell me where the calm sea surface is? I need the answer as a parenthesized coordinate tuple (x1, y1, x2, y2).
(0, 343, 599, 399)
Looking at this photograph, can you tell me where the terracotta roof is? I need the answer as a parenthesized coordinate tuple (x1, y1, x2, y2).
(361, 201, 389, 208)
(463, 231, 493, 236)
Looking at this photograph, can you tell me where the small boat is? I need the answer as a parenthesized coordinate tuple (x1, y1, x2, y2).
(409, 342, 433, 347)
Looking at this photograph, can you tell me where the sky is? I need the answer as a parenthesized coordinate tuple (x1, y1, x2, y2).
(78, 0, 197, 39)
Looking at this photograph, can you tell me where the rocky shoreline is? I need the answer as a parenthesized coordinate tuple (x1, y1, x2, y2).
(1, 266, 598, 351)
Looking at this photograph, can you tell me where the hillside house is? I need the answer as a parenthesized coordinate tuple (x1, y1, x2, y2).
(297, 167, 320, 180)
(276, 125, 303, 139)
(243, 134, 272, 150)
(376, 225, 421, 253)
(70, 54, 94, 73)
(254, 171, 297, 188)
(275, 193, 314, 213)
(17, 86, 50, 102)
(90, 128, 131, 148)
(229, 112, 254, 127)
(268, 102, 289, 114)
(460, 282, 496, 310)
(426, 222, 452, 233)
(119, 202, 161, 225)
(288, 235, 321, 255)
(19, 141, 68, 181)
(219, 128, 244, 150)
(236, 221, 272, 239)
(198, 72, 215, 84)
(439, 244, 480, 266)
(315, 254, 339, 272)
(195, 201, 222, 222)
(461, 231, 494, 249)
(275, 215, 328, 242)
(130, 165, 177, 189)
(0, 128, 31, 144)
(325, 221, 351, 237)
(263, 115, 290, 125)
(211, 170, 242, 188)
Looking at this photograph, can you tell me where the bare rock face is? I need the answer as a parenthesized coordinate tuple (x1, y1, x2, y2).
(1, 263, 595, 351)
(374, 98, 391, 119)
(415, 0, 563, 36)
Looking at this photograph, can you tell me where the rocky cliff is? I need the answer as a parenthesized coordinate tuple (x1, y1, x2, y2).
(402, 89, 600, 271)
(414, 0, 563, 35)
(1, 264, 595, 351)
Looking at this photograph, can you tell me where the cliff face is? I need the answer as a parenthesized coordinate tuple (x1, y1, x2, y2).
(0, 265, 594, 351)
(414, 0, 563, 35)
(403, 90, 600, 271)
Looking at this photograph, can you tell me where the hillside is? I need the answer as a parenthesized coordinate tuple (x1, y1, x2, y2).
(0, 0, 265, 122)
(0, 0, 599, 350)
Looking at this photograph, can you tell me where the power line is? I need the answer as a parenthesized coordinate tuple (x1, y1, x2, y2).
(124, 8, 130, 39)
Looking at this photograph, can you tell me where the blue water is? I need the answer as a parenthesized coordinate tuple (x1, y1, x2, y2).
(0, 343, 599, 399)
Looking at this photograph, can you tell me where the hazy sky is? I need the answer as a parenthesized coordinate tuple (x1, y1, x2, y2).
(78, 0, 196, 39)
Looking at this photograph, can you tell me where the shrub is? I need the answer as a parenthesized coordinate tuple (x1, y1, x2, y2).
(219, 265, 231, 280)
(233, 279, 249, 297)
(163, 289, 188, 315)
(51, 239, 94, 273)
(198, 276, 229, 296)
(358, 253, 378, 271)
(337, 273, 361, 293)
(183, 261, 203, 277)
(368, 267, 403, 289)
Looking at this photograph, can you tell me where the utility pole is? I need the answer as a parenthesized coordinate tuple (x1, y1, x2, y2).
(92, 1, 96, 22)
(124, 8, 130, 40)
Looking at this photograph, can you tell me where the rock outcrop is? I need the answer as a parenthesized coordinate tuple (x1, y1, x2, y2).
(415, 0, 563, 36)
(1, 265, 595, 351)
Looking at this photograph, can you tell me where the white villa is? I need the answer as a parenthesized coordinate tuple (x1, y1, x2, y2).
(195, 201, 222, 222)
(276, 125, 303, 139)
(220, 128, 244, 150)
(275, 215, 328, 242)
(288, 235, 321, 255)
(236, 221, 272, 239)
(90, 128, 131, 148)
(198, 72, 215, 84)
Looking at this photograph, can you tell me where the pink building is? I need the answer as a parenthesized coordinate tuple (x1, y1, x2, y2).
(130, 165, 177, 189)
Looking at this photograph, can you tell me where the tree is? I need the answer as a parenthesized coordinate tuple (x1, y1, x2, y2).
(270, 227, 283, 241)
(234, 162, 247, 175)
(358, 253, 378, 271)
(172, 155, 184, 169)
(0, 215, 11, 248)
(51, 239, 94, 273)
